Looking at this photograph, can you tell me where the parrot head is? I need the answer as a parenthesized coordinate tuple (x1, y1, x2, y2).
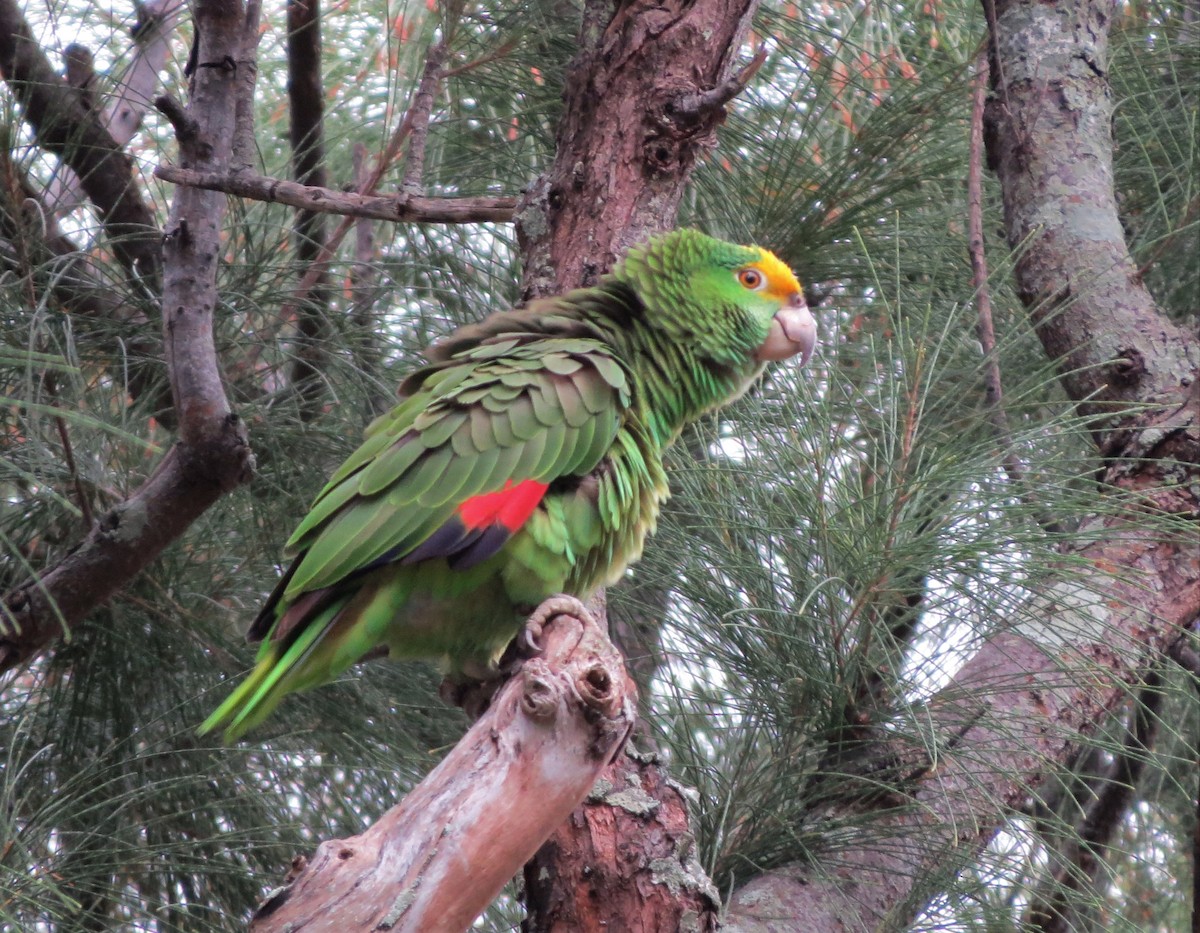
(611, 229, 817, 371)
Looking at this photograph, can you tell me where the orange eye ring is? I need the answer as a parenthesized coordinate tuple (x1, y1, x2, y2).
(737, 267, 766, 291)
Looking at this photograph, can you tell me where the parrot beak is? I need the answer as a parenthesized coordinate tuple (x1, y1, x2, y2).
(757, 293, 817, 364)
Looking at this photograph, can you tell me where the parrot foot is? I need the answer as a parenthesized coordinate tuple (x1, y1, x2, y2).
(439, 595, 594, 720)
(516, 594, 592, 660)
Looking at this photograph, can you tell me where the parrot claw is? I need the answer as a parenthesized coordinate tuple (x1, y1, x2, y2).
(521, 595, 591, 651)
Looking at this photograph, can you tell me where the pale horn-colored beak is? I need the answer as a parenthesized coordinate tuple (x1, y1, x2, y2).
(757, 292, 817, 364)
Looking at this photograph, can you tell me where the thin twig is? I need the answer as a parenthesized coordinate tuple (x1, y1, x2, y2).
(968, 56, 1063, 535)
(53, 413, 93, 530)
(400, 36, 448, 193)
(438, 38, 518, 79)
(671, 44, 768, 118)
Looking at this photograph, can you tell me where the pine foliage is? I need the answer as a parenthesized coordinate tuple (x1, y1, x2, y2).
(1, 0, 1196, 929)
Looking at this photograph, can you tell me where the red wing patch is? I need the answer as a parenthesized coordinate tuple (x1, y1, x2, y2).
(401, 479, 549, 571)
(458, 479, 549, 531)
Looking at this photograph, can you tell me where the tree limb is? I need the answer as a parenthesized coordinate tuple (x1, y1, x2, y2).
(154, 164, 516, 223)
(249, 599, 635, 932)
(0, 0, 162, 286)
(285, 0, 332, 420)
(981, 0, 1199, 427)
(43, 0, 186, 219)
(0, 0, 260, 673)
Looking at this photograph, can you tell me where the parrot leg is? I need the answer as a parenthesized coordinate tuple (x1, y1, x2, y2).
(438, 596, 594, 719)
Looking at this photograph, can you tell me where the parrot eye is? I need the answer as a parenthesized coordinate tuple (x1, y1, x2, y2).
(737, 267, 767, 291)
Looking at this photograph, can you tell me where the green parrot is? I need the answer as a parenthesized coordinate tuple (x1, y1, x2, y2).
(201, 229, 816, 741)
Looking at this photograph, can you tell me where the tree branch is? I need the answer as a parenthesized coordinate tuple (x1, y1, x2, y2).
(249, 599, 635, 932)
(981, 0, 1199, 428)
(43, 0, 186, 219)
(0, 0, 260, 673)
(154, 164, 516, 223)
(285, 0, 332, 420)
(398, 16, 449, 194)
(0, 0, 162, 286)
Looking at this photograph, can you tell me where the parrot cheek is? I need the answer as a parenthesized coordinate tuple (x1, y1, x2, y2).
(756, 298, 817, 364)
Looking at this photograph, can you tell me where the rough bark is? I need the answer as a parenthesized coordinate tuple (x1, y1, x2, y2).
(523, 749, 720, 933)
(516, 0, 760, 928)
(515, 0, 761, 296)
(0, 0, 259, 672)
(249, 601, 636, 933)
(719, 0, 1200, 928)
(981, 0, 1197, 424)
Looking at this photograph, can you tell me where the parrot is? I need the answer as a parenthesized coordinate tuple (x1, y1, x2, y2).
(200, 228, 816, 741)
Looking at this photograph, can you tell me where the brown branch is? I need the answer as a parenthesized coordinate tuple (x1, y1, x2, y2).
(968, 54, 1062, 536)
(1025, 672, 1163, 933)
(44, 0, 186, 218)
(154, 165, 515, 224)
(52, 411, 93, 531)
(257, 26, 453, 354)
(0, 132, 170, 416)
(399, 27, 449, 193)
(0, 147, 143, 325)
(0, 0, 162, 287)
(286, 0, 332, 420)
(0, 0, 260, 673)
(725, 552, 1200, 930)
(347, 142, 389, 411)
(981, 0, 1199, 428)
(249, 599, 635, 932)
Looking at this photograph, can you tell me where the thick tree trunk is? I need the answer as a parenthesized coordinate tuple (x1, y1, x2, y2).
(515, 0, 761, 296)
(720, 0, 1199, 929)
(516, 0, 761, 928)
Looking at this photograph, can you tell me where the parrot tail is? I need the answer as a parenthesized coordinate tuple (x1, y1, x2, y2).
(198, 600, 342, 742)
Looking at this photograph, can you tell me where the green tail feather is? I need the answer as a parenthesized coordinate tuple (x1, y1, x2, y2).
(199, 613, 332, 742)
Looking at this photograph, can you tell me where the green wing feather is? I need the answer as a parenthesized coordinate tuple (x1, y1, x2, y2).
(284, 336, 628, 595)
(200, 309, 630, 741)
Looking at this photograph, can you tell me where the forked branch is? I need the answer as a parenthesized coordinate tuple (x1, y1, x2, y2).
(249, 599, 635, 933)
